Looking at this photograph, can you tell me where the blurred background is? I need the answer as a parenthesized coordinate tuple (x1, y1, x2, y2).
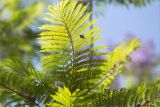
(0, 0, 160, 89)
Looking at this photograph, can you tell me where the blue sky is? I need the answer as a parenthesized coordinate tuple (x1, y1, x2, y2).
(95, 1, 160, 54)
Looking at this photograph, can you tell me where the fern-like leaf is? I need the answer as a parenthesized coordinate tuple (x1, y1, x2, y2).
(39, 0, 106, 92)
(0, 58, 49, 106)
(48, 86, 89, 107)
(94, 81, 160, 107)
(97, 39, 139, 90)
(39, 0, 139, 95)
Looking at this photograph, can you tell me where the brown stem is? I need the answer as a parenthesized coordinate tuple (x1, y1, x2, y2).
(0, 84, 40, 106)
(88, 0, 94, 48)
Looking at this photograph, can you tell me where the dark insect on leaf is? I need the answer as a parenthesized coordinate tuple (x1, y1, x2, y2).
(80, 35, 85, 39)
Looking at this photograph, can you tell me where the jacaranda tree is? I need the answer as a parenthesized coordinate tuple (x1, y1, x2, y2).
(0, 0, 160, 107)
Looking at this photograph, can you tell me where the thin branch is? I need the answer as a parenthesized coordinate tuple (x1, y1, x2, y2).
(133, 100, 150, 107)
(0, 84, 40, 107)
(78, 62, 123, 97)
(60, 13, 75, 68)
(59, 8, 76, 91)
(88, 0, 94, 48)
(133, 91, 160, 107)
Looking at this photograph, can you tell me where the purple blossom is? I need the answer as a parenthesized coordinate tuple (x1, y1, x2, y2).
(126, 40, 157, 72)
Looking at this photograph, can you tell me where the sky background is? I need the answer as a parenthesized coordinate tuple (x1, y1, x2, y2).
(95, 0, 160, 54)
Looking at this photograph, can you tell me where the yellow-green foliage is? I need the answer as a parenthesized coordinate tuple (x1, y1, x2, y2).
(48, 87, 85, 107)
(38, 0, 157, 106)
(0, 58, 44, 106)
(98, 39, 139, 90)
(49, 81, 160, 107)
(94, 81, 160, 107)
(39, 0, 139, 93)
(0, 0, 159, 107)
(39, 0, 106, 92)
